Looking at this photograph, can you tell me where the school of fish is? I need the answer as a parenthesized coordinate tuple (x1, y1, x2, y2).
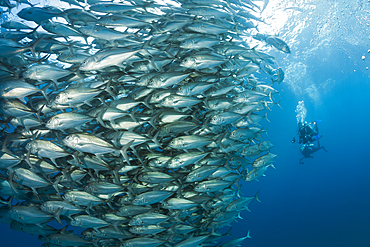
(0, 0, 289, 246)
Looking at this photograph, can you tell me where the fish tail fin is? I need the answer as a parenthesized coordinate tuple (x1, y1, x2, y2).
(29, 36, 44, 58)
(97, 110, 109, 128)
(59, 225, 69, 235)
(215, 131, 226, 148)
(191, 108, 201, 123)
(163, 43, 173, 58)
(254, 190, 261, 202)
(53, 175, 62, 198)
(233, 177, 242, 196)
(112, 167, 121, 185)
(40, 85, 50, 104)
(173, 46, 183, 61)
(25, 148, 32, 168)
(53, 207, 63, 225)
(173, 211, 184, 223)
(7, 172, 18, 194)
(148, 112, 159, 130)
(36, 104, 45, 123)
(2, 135, 14, 156)
(106, 196, 114, 210)
(2, 196, 13, 207)
(151, 130, 162, 148)
(142, 98, 153, 110)
(104, 78, 117, 98)
(166, 232, 176, 244)
(200, 200, 210, 212)
(120, 140, 134, 165)
(224, 227, 233, 237)
(0, 117, 11, 130)
(264, 112, 270, 122)
(130, 145, 143, 164)
(275, 100, 283, 109)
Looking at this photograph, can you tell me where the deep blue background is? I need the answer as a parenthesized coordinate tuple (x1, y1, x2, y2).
(233, 64, 370, 246)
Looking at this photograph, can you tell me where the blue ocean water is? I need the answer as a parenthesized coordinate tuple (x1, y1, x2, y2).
(232, 1, 370, 245)
(1, 1, 370, 247)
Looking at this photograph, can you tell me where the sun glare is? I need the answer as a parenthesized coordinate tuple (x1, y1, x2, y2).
(258, 3, 290, 35)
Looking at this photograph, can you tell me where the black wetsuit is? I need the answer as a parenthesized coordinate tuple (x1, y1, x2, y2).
(299, 140, 326, 164)
(298, 122, 319, 144)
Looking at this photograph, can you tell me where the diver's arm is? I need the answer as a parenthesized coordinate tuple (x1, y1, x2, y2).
(292, 128, 299, 143)
(295, 126, 299, 137)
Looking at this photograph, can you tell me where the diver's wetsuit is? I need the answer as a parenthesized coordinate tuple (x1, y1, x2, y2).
(298, 122, 319, 144)
(299, 139, 327, 164)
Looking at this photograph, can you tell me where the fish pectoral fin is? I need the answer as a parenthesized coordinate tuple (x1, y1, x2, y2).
(115, 62, 127, 69)
(74, 126, 83, 132)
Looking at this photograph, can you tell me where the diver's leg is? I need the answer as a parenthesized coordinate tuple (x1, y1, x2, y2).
(312, 147, 320, 154)
(317, 135, 323, 140)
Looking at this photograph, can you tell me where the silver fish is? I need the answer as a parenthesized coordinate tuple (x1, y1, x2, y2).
(45, 112, 92, 130)
(129, 212, 169, 226)
(0, 0, 282, 245)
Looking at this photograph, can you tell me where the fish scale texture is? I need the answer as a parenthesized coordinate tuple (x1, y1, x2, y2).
(0, 0, 287, 246)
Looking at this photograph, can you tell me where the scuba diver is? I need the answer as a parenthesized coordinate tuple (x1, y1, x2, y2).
(291, 120, 322, 144)
(299, 140, 328, 164)
(291, 120, 327, 164)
